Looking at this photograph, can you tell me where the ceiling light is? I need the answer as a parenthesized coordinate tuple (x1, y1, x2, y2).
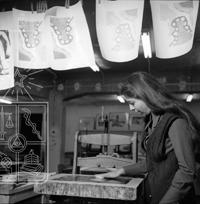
(186, 94, 193, 103)
(141, 32, 152, 58)
(117, 95, 125, 103)
(0, 98, 12, 104)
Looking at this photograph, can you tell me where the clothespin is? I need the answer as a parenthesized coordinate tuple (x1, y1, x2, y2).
(31, 2, 34, 13)
(42, 0, 48, 12)
(80, 0, 83, 6)
(36, 0, 41, 13)
(65, 0, 70, 9)
(37, 0, 47, 13)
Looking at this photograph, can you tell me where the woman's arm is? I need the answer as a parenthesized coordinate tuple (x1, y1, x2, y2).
(159, 119, 196, 204)
(123, 159, 147, 176)
(95, 159, 147, 179)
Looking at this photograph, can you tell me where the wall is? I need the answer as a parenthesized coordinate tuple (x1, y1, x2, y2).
(64, 100, 200, 153)
(186, 101, 200, 121)
(49, 90, 64, 172)
(64, 103, 130, 152)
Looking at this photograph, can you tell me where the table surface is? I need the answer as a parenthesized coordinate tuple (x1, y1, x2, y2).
(0, 182, 38, 204)
(34, 173, 144, 201)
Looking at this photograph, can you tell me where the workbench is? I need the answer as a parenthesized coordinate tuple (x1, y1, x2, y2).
(34, 173, 144, 204)
(0, 182, 39, 204)
(0, 172, 53, 204)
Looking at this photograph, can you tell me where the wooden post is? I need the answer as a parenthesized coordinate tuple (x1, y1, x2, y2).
(72, 131, 79, 175)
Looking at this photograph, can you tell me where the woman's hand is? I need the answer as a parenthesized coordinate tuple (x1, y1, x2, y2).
(95, 168, 125, 179)
(159, 202, 179, 204)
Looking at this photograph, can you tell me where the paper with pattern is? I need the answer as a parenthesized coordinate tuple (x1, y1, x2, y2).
(12, 9, 50, 69)
(45, 2, 98, 71)
(0, 103, 48, 183)
(0, 11, 14, 90)
(150, 0, 199, 58)
(96, 0, 144, 62)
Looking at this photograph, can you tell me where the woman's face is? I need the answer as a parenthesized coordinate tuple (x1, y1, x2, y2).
(125, 97, 151, 115)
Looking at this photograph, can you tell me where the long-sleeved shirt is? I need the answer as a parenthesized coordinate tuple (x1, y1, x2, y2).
(123, 117, 196, 204)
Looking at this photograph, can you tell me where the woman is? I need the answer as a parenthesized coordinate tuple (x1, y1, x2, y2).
(96, 72, 200, 204)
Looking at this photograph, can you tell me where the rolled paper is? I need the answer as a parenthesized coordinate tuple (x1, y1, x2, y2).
(96, 0, 144, 62)
(12, 8, 49, 69)
(150, 0, 199, 58)
(0, 11, 14, 90)
(45, 2, 99, 71)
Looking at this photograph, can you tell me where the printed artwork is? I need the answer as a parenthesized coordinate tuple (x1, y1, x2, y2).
(0, 103, 48, 183)
(0, 3, 98, 73)
(0, 31, 11, 75)
(96, 0, 144, 62)
(79, 117, 95, 131)
(109, 112, 129, 131)
(0, 12, 14, 90)
(4, 68, 44, 101)
(129, 112, 145, 131)
(96, 113, 106, 130)
(150, 0, 199, 58)
(45, 2, 98, 71)
(12, 9, 50, 69)
(50, 17, 73, 47)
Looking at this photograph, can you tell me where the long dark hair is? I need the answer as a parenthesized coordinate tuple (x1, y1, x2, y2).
(120, 71, 200, 141)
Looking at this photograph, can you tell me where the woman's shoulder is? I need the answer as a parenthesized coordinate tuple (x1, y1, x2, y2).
(171, 117, 188, 127)
(168, 117, 190, 137)
(162, 112, 187, 126)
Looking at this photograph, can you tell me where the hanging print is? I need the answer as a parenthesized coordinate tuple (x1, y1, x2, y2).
(12, 9, 50, 69)
(45, 1, 98, 71)
(150, 0, 199, 58)
(0, 11, 14, 90)
(96, 0, 144, 62)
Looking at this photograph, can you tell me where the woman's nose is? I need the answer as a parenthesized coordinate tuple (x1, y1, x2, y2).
(129, 104, 135, 110)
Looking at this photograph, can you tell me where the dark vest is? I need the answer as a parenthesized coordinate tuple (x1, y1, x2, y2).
(144, 113, 179, 204)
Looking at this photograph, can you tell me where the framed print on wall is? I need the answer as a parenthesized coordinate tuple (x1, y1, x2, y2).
(79, 117, 95, 131)
(129, 112, 145, 131)
(95, 113, 106, 130)
(109, 112, 129, 131)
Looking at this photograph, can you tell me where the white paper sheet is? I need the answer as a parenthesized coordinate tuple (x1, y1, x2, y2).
(150, 0, 199, 58)
(0, 11, 14, 90)
(96, 0, 144, 62)
(12, 9, 50, 69)
(45, 2, 99, 71)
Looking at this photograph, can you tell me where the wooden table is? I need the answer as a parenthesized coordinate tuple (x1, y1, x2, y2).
(34, 173, 144, 204)
(0, 172, 54, 204)
(0, 182, 38, 204)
